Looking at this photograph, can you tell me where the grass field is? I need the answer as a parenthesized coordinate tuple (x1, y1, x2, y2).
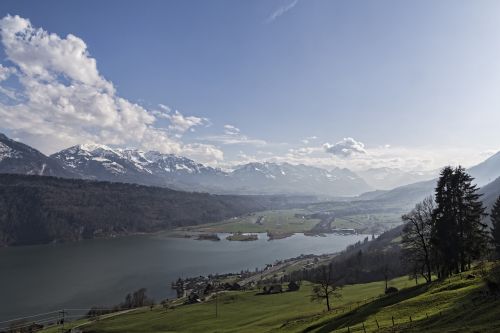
(39, 263, 500, 333)
(39, 276, 422, 333)
(190, 209, 321, 234)
(334, 213, 402, 231)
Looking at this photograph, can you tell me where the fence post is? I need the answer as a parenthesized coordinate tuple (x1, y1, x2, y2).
(392, 316, 395, 327)
(59, 309, 67, 333)
(375, 318, 380, 328)
(409, 316, 412, 322)
(347, 326, 350, 333)
(362, 322, 366, 333)
(426, 313, 429, 319)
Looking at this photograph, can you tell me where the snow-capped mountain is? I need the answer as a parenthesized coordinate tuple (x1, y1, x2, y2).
(0, 133, 74, 177)
(3, 133, 499, 198)
(51, 145, 372, 196)
(0, 133, 372, 196)
(51, 144, 226, 190)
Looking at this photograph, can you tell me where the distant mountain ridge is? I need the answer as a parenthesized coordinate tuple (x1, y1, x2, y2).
(467, 151, 500, 186)
(2, 133, 500, 197)
(0, 134, 75, 178)
(357, 167, 436, 190)
(0, 134, 372, 196)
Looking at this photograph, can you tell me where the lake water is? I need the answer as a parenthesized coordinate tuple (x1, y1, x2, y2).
(0, 232, 368, 321)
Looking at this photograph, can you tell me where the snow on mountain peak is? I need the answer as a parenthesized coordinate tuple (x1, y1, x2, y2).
(0, 141, 18, 161)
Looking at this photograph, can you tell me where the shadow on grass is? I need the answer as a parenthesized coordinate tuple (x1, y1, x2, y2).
(302, 283, 431, 333)
(405, 282, 500, 333)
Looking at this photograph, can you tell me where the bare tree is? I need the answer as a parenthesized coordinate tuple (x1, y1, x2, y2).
(380, 260, 392, 291)
(310, 264, 342, 311)
(401, 196, 435, 283)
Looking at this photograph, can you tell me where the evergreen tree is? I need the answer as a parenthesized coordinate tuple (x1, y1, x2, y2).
(431, 166, 457, 277)
(458, 169, 488, 269)
(431, 166, 488, 277)
(491, 196, 500, 258)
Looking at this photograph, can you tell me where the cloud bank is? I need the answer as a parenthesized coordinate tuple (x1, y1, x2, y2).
(0, 15, 222, 164)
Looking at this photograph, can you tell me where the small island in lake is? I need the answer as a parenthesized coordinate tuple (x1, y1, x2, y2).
(226, 233, 258, 241)
(196, 233, 221, 241)
(266, 231, 294, 240)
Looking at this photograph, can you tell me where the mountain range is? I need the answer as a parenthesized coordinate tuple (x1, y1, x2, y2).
(0, 134, 371, 196)
(1, 133, 500, 198)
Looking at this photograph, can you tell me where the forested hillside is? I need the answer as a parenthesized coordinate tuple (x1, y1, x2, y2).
(0, 174, 310, 246)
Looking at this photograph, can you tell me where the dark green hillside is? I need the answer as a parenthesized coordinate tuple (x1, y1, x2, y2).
(0, 174, 309, 246)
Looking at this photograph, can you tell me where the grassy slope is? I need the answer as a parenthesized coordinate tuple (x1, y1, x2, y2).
(302, 268, 500, 333)
(40, 265, 500, 333)
(40, 277, 419, 333)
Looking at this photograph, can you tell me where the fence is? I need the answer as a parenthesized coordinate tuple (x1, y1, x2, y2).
(330, 311, 444, 333)
(0, 308, 114, 333)
(313, 274, 486, 333)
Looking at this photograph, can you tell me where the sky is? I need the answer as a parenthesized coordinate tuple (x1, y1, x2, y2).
(0, 0, 499, 171)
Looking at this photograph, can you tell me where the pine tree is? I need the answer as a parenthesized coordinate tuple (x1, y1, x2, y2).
(432, 166, 458, 277)
(456, 168, 488, 270)
(431, 166, 488, 277)
(491, 196, 500, 258)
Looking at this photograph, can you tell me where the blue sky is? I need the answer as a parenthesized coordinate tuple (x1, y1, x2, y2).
(0, 0, 499, 171)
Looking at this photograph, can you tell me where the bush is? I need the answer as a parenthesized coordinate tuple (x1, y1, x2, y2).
(287, 281, 300, 292)
(385, 286, 399, 294)
(484, 263, 500, 296)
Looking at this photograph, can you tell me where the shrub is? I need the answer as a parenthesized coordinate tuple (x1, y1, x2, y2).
(385, 286, 399, 294)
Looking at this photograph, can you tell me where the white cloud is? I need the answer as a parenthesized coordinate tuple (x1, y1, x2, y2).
(158, 104, 171, 112)
(204, 134, 267, 146)
(301, 135, 318, 144)
(0, 15, 219, 163)
(266, 0, 299, 23)
(323, 137, 367, 157)
(167, 110, 208, 133)
(182, 143, 224, 166)
(202, 124, 267, 146)
(0, 15, 112, 92)
(0, 64, 14, 81)
(223, 124, 240, 135)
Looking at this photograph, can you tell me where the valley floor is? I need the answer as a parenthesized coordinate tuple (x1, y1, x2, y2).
(175, 209, 403, 238)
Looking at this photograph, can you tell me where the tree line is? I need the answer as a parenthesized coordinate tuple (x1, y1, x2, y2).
(402, 166, 500, 282)
(0, 174, 305, 246)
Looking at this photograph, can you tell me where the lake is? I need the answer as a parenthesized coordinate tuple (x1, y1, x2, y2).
(0, 232, 368, 321)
